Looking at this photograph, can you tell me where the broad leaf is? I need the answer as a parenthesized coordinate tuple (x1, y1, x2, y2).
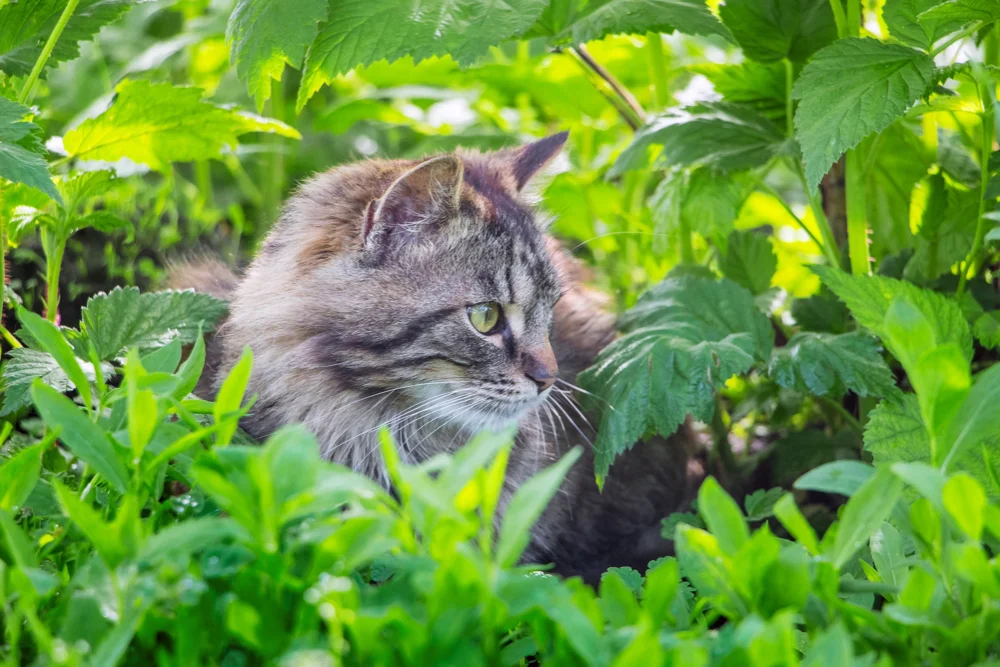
(919, 0, 1000, 23)
(651, 168, 753, 248)
(580, 276, 773, 481)
(611, 103, 789, 177)
(794, 460, 875, 496)
(17, 309, 93, 411)
(870, 522, 907, 592)
(565, 0, 733, 45)
(80, 286, 228, 360)
(297, 0, 548, 111)
(0, 348, 109, 416)
(227, 0, 329, 110)
(62, 80, 299, 170)
(813, 266, 973, 362)
(720, 229, 776, 295)
(744, 487, 783, 521)
(0, 99, 59, 200)
(884, 0, 965, 49)
(692, 61, 787, 124)
(767, 332, 897, 398)
(973, 310, 1000, 349)
(0, 0, 138, 78)
(719, 0, 836, 63)
(792, 38, 935, 189)
(0, 441, 47, 511)
(904, 181, 978, 282)
(828, 466, 904, 569)
(697, 477, 749, 555)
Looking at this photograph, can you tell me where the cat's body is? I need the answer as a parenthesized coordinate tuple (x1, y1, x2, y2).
(172, 134, 694, 577)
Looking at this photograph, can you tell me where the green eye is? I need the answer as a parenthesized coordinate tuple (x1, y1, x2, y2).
(468, 302, 502, 334)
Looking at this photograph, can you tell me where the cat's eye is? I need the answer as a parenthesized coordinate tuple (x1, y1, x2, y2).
(468, 302, 503, 334)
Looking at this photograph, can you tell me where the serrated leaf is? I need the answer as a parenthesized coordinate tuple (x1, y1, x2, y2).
(865, 394, 1000, 499)
(904, 181, 978, 282)
(790, 288, 849, 333)
(226, 0, 328, 110)
(0, 0, 139, 78)
(768, 332, 897, 398)
(719, 0, 836, 63)
(73, 211, 131, 234)
(0, 348, 109, 417)
(602, 567, 644, 596)
(62, 80, 300, 171)
(792, 38, 935, 189)
(744, 487, 784, 521)
(884, 0, 965, 49)
(720, 230, 776, 295)
(565, 0, 733, 45)
(918, 0, 1000, 23)
(0, 99, 59, 201)
(297, 0, 548, 111)
(651, 168, 753, 248)
(813, 265, 973, 362)
(611, 102, 788, 177)
(580, 276, 773, 481)
(973, 310, 1000, 349)
(692, 61, 787, 124)
(80, 286, 228, 360)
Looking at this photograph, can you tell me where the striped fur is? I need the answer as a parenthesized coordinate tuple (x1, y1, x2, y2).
(174, 135, 695, 577)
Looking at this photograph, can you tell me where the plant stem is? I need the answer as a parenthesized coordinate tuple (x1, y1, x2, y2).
(930, 21, 986, 57)
(646, 33, 668, 111)
(0, 325, 21, 349)
(957, 82, 996, 296)
(845, 149, 870, 275)
(17, 0, 80, 105)
(828, 0, 847, 38)
(783, 59, 794, 137)
(755, 178, 825, 250)
(845, 0, 861, 36)
(792, 160, 845, 269)
(568, 45, 645, 130)
(818, 396, 862, 434)
(40, 232, 65, 323)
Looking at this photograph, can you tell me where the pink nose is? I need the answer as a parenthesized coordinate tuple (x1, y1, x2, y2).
(523, 341, 557, 393)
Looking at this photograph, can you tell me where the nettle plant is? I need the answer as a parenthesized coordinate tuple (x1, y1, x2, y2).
(3, 0, 1000, 664)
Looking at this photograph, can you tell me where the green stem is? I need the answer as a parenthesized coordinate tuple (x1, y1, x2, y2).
(845, 149, 870, 275)
(818, 396, 863, 434)
(755, 179, 825, 250)
(957, 83, 995, 296)
(567, 45, 645, 130)
(646, 33, 669, 111)
(828, 0, 847, 38)
(930, 21, 987, 57)
(678, 203, 695, 264)
(41, 232, 65, 323)
(783, 59, 795, 138)
(792, 160, 845, 269)
(0, 325, 21, 349)
(846, 0, 861, 36)
(17, 0, 80, 105)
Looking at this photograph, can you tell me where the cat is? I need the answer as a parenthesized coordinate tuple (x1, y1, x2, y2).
(170, 133, 697, 579)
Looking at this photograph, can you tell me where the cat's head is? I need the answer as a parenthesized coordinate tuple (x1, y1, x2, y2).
(301, 133, 571, 433)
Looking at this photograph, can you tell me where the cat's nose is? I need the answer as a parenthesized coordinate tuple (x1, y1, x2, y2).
(523, 341, 558, 393)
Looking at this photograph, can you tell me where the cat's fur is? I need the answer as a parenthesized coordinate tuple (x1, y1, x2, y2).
(170, 133, 695, 577)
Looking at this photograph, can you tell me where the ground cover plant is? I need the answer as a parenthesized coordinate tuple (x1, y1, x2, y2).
(4, 0, 1000, 664)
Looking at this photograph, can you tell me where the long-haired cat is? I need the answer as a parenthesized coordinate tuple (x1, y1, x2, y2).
(171, 133, 695, 578)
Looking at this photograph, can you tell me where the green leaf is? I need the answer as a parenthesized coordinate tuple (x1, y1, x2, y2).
(792, 38, 935, 189)
(497, 446, 581, 567)
(697, 476, 749, 555)
(651, 168, 753, 248)
(31, 381, 129, 494)
(790, 288, 849, 333)
(611, 103, 788, 177)
(884, 0, 964, 49)
(226, 0, 328, 110)
(0, 440, 47, 511)
(0, 99, 59, 201)
(813, 265, 973, 362)
(903, 181, 978, 282)
(580, 276, 773, 482)
(794, 460, 875, 496)
(214, 347, 253, 447)
(53, 480, 137, 567)
(297, 0, 548, 111)
(0, 348, 108, 416)
(773, 494, 819, 553)
(73, 210, 132, 234)
(674, 524, 747, 618)
(802, 624, 853, 665)
(174, 331, 206, 399)
(943, 473, 986, 541)
(973, 310, 1000, 349)
(891, 461, 947, 507)
(828, 466, 904, 569)
(941, 362, 1000, 471)
(80, 286, 228, 360)
(720, 230, 776, 295)
(719, 0, 836, 63)
(870, 522, 907, 592)
(17, 308, 93, 410)
(692, 61, 788, 124)
(565, 0, 733, 45)
(138, 518, 246, 566)
(768, 332, 897, 399)
(0, 0, 138, 79)
(744, 487, 784, 521)
(918, 0, 1000, 23)
(62, 80, 300, 170)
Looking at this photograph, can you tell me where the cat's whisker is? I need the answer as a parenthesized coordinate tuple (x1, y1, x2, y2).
(549, 396, 594, 450)
(553, 389, 596, 432)
(555, 378, 616, 412)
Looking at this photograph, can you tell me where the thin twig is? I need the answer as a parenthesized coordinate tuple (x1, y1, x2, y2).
(573, 44, 646, 123)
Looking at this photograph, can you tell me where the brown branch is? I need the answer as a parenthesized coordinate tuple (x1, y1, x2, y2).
(560, 45, 646, 131)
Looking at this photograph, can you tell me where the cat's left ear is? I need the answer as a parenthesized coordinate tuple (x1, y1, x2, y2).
(507, 131, 569, 191)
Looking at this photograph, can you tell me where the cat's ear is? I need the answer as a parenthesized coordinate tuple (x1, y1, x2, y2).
(507, 131, 568, 191)
(363, 155, 464, 253)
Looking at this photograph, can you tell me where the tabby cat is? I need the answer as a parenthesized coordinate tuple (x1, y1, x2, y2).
(172, 133, 695, 578)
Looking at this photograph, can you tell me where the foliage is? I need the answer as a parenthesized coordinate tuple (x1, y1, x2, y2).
(3, 0, 1000, 663)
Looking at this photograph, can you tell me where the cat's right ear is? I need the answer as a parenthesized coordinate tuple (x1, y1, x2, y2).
(363, 155, 464, 255)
